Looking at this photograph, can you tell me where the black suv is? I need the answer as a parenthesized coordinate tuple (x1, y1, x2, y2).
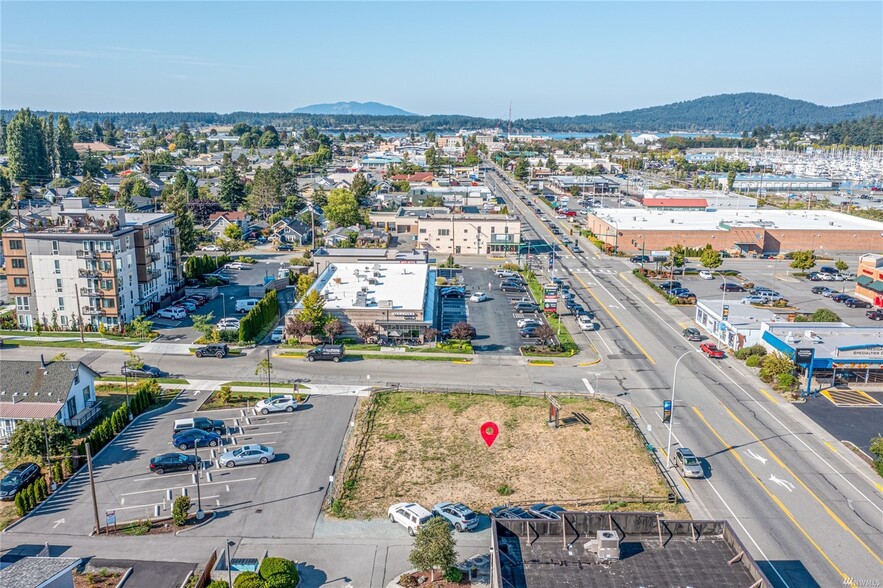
(173, 417, 227, 434)
(0, 462, 41, 501)
(682, 328, 702, 341)
(306, 344, 345, 362)
(195, 343, 228, 358)
(631, 255, 652, 264)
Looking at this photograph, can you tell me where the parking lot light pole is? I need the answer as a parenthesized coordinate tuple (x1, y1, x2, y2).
(123, 364, 132, 420)
(194, 444, 204, 520)
(226, 539, 235, 588)
(666, 350, 698, 468)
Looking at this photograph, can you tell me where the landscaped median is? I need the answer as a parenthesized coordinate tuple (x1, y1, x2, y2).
(330, 391, 684, 519)
(0, 329, 151, 351)
(520, 270, 578, 357)
(274, 340, 474, 362)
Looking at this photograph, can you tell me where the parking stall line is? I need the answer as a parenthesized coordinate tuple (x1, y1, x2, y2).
(120, 476, 257, 497)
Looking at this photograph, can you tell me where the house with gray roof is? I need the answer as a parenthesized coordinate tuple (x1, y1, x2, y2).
(0, 557, 81, 588)
(0, 359, 101, 442)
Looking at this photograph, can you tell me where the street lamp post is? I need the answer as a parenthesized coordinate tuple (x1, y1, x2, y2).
(123, 364, 132, 420)
(666, 350, 698, 468)
(226, 539, 235, 588)
(194, 444, 204, 520)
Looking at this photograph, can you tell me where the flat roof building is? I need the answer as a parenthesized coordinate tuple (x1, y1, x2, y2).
(714, 173, 836, 192)
(290, 262, 437, 342)
(586, 208, 883, 255)
(641, 188, 758, 210)
(491, 512, 771, 588)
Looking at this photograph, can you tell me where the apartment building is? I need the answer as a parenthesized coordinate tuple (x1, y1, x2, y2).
(370, 209, 520, 255)
(1, 198, 182, 331)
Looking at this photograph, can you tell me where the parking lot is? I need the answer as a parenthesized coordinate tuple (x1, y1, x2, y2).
(11, 389, 355, 539)
(650, 259, 879, 326)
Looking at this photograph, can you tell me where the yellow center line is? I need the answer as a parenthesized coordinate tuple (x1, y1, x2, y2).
(692, 406, 852, 584)
(719, 404, 883, 566)
(632, 406, 642, 420)
(823, 441, 838, 454)
(758, 388, 779, 405)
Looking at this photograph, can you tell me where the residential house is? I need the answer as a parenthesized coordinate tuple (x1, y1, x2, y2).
(270, 218, 312, 245)
(358, 227, 390, 247)
(0, 557, 82, 588)
(206, 211, 250, 239)
(0, 360, 101, 441)
(324, 225, 361, 247)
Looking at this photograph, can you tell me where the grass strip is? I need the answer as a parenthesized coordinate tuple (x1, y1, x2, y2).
(3, 340, 139, 350)
(98, 376, 189, 384)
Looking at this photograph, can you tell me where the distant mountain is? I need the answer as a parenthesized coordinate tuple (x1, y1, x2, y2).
(520, 93, 883, 132)
(292, 101, 415, 116)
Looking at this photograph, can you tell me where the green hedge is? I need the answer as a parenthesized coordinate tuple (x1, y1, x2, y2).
(232, 559, 298, 588)
(239, 290, 279, 343)
(184, 254, 230, 280)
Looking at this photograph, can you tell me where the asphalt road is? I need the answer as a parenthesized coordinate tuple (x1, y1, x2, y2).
(484, 161, 883, 588)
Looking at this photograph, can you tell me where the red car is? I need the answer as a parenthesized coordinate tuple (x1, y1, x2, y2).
(700, 343, 724, 358)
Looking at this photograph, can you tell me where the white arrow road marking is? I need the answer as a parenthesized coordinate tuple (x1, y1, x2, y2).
(769, 474, 795, 492)
(52, 518, 65, 528)
(746, 449, 768, 465)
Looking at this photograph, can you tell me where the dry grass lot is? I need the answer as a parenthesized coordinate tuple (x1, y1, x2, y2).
(342, 392, 683, 517)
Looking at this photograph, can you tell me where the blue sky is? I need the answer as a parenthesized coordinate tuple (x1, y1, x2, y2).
(1, 1, 881, 118)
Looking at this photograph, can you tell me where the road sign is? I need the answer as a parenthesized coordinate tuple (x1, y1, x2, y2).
(106, 510, 116, 526)
(795, 348, 815, 366)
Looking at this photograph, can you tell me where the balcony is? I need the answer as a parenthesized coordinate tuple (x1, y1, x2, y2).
(147, 235, 160, 245)
(78, 268, 100, 279)
(147, 268, 163, 280)
(82, 306, 106, 316)
(163, 227, 177, 237)
(80, 288, 100, 297)
(65, 399, 103, 433)
(150, 252, 161, 262)
(166, 260, 178, 269)
(76, 250, 97, 259)
(164, 246, 176, 253)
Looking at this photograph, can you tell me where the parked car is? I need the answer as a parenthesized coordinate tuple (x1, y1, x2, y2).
(388, 503, 433, 536)
(0, 462, 41, 501)
(807, 272, 822, 281)
(120, 364, 163, 378)
(306, 344, 345, 362)
(659, 281, 682, 291)
(178, 300, 197, 312)
(682, 328, 702, 341)
(577, 315, 596, 331)
(519, 325, 543, 338)
(740, 295, 769, 305)
(432, 501, 479, 532)
(173, 417, 226, 434)
(199, 244, 221, 251)
(674, 447, 704, 478)
(669, 288, 692, 297)
(235, 299, 260, 313)
(720, 282, 744, 292)
(469, 292, 488, 303)
(172, 429, 221, 450)
(225, 261, 244, 270)
(845, 298, 872, 308)
(495, 269, 517, 278)
(440, 287, 466, 298)
(156, 307, 186, 320)
(514, 302, 540, 313)
(510, 296, 533, 306)
(700, 342, 724, 358)
(698, 270, 714, 280)
(255, 394, 299, 414)
(866, 309, 883, 321)
(204, 272, 231, 284)
(275, 243, 293, 251)
(831, 293, 852, 303)
(490, 506, 534, 520)
(270, 325, 285, 343)
(217, 318, 240, 331)
(218, 444, 275, 468)
(149, 453, 199, 475)
(195, 343, 229, 358)
(528, 503, 566, 520)
(811, 286, 835, 295)
(631, 255, 652, 264)
(819, 266, 838, 275)
(517, 318, 542, 329)
(500, 283, 526, 293)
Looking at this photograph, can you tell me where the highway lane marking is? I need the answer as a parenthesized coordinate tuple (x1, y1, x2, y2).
(746, 449, 768, 465)
(590, 255, 883, 511)
(720, 403, 883, 566)
(769, 474, 795, 492)
(758, 388, 779, 404)
(824, 441, 838, 454)
(692, 406, 852, 584)
(120, 476, 257, 497)
(115, 496, 221, 511)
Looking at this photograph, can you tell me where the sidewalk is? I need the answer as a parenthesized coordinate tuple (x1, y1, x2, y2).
(1, 333, 140, 347)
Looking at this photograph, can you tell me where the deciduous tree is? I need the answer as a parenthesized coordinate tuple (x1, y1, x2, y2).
(789, 250, 816, 271)
(324, 188, 362, 228)
(408, 516, 457, 582)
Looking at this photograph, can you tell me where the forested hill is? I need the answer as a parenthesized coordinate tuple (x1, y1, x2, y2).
(4, 93, 881, 133)
(520, 94, 883, 132)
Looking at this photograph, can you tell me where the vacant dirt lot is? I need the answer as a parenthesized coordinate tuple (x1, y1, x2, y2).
(341, 392, 681, 517)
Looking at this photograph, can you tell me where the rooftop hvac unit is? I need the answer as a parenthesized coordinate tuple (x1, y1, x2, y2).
(584, 529, 620, 561)
(368, 278, 377, 285)
(379, 300, 393, 309)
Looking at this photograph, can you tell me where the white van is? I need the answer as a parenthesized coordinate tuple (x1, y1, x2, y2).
(235, 299, 260, 313)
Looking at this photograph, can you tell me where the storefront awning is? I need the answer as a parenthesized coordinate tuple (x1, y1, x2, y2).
(866, 280, 883, 293)
(856, 275, 873, 286)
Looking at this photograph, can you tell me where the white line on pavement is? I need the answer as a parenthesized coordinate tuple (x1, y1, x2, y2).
(120, 477, 256, 497)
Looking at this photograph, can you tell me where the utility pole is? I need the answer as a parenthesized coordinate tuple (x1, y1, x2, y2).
(43, 420, 52, 489)
(266, 348, 272, 398)
(86, 441, 101, 535)
(194, 444, 204, 520)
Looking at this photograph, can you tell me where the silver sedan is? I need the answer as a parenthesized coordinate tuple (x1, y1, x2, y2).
(218, 444, 275, 467)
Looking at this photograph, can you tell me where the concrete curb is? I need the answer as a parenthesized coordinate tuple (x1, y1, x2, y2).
(2, 389, 187, 533)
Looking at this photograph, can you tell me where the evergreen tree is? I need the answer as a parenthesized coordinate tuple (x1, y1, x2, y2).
(56, 116, 79, 177)
(7, 108, 52, 184)
(0, 118, 7, 155)
(76, 173, 100, 202)
(351, 172, 372, 206)
(218, 160, 245, 210)
(42, 115, 56, 178)
(165, 183, 197, 253)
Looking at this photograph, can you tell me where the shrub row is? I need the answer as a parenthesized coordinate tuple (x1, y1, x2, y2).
(86, 380, 159, 454)
(14, 476, 48, 516)
(233, 558, 298, 588)
(239, 290, 279, 343)
(184, 254, 231, 280)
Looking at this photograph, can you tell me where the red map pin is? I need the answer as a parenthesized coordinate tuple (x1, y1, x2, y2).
(480, 422, 499, 447)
